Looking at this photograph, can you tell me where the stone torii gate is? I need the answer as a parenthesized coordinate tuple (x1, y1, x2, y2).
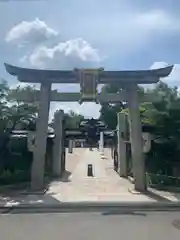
(4, 63, 173, 191)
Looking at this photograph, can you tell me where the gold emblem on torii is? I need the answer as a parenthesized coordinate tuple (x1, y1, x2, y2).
(74, 68, 104, 104)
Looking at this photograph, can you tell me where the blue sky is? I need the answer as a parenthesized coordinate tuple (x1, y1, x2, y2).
(0, 0, 180, 119)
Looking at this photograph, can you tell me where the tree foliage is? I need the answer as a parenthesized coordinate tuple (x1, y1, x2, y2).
(50, 109, 84, 130)
(99, 81, 180, 175)
(0, 81, 38, 132)
(64, 110, 84, 129)
(99, 84, 125, 129)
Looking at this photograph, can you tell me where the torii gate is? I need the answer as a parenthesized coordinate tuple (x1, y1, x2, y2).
(4, 63, 173, 191)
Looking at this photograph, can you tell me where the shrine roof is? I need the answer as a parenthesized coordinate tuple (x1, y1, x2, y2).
(4, 63, 173, 84)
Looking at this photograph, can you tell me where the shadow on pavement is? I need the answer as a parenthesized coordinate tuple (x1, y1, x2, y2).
(0, 206, 148, 215)
(101, 210, 147, 216)
(143, 189, 172, 202)
(0, 191, 62, 209)
(7, 209, 148, 216)
(171, 193, 180, 201)
(45, 171, 72, 185)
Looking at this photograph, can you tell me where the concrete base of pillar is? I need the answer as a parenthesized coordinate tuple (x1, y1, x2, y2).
(134, 179, 147, 192)
(128, 187, 146, 194)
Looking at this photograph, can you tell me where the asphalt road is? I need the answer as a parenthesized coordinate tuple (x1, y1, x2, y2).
(0, 211, 180, 239)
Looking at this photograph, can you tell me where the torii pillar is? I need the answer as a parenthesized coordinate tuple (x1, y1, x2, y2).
(126, 84, 146, 192)
(31, 82, 51, 190)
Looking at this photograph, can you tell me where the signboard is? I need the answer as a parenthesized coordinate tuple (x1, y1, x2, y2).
(74, 68, 104, 103)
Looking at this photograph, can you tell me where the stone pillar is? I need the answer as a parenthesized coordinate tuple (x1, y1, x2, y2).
(61, 124, 66, 172)
(126, 84, 146, 191)
(68, 140, 73, 153)
(52, 110, 64, 177)
(117, 112, 127, 177)
(99, 131, 104, 153)
(31, 82, 51, 190)
(73, 140, 76, 148)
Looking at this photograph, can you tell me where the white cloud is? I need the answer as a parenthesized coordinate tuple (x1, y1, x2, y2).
(28, 38, 102, 69)
(6, 9, 180, 55)
(150, 62, 169, 69)
(21, 38, 102, 119)
(49, 102, 101, 122)
(5, 18, 58, 45)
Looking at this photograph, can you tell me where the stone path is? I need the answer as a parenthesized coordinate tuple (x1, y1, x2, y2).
(1, 148, 180, 207)
(48, 149, 157, 202)
(65, 148, 85, 174)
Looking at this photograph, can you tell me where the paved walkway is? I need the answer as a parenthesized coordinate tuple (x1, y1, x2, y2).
(1, 148, 180, 207)
(48, 149, 157, 202)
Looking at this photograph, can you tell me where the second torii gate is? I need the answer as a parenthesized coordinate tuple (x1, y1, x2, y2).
(4, 63, 173, 191)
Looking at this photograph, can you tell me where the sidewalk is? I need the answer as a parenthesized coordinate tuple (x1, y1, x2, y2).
(0, 148, 180, 209)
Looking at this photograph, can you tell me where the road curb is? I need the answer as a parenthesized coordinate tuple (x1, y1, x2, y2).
(1, 202, 180, 212)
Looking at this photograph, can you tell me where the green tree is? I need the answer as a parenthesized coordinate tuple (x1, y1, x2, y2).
(100, 81, 180, 176)
(99, 84, 125, 129)
(0, 81, 39, 166)
(0, 79, 9, 132)
(51, 109, 84, 129)
(142, 82, 180, 176)
(0, 80, 38, 132)
(64, 110, 84, 129)
(7, 85, 38, 130)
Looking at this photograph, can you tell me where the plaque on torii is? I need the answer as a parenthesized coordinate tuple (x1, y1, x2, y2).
(74, 68, 104, 104)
